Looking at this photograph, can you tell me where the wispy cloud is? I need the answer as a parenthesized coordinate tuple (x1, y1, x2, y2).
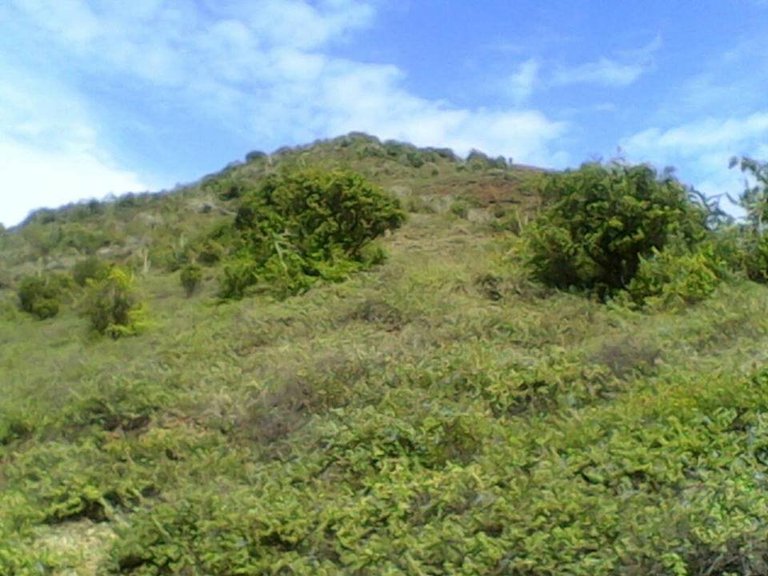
(553, 58, 646, 87)
(0, 137, 150, 227)
(505, 59, 540, 104)
(552, 37, 660, 88)
(618, 26, 768, 205)
(667, 38, 768, 119)
(625, 114, 768, 152)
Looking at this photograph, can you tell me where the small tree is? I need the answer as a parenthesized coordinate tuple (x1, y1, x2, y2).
(83, 267, 145, 338)
(525, 161, 708, 299)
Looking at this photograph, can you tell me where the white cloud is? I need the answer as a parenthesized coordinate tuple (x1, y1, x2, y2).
(554, 57, 645, 87)
(0, 54, 154, 226)
(621, 114, 768, 202)
(9, 0, 101, 45)
(506, 59, 540, 103)
(0, 0, 570, 225)
(240, 0, 376, 50)
(551, 37, 660, 89)
(623, 114, 768, 154)
(0, 139, 151, 228)
(666, 38, 768, 119)
(321, 64, 567, 165)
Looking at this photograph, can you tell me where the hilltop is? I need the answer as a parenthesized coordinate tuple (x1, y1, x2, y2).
(3, 134, 768, 575)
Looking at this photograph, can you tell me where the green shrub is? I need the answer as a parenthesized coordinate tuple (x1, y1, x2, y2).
(743, 233, 768, 282)
(449, 199, 470, 218)
(17, 274, 62, 319)
(72, 256, 110, 287)
(82, 267, 146, 338)
(728, 157, 768, 281)
(490, 205, 526, 234)
(525, 162, 708, 299)
(61, 224, 111, 254)
(179, 263, 203, 297)
(219, 168, 405, 299)
(0, 533, 57, 575)
(626, 243, 725, 309)
(63, 376, 171, 432)
(6, 441, 150, 525)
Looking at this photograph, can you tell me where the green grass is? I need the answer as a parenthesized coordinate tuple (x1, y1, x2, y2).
(3, 136, 768, 574)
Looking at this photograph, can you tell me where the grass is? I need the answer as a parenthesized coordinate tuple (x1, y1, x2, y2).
(3, 136, 768, 573)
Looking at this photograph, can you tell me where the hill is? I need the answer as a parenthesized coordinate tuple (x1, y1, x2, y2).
(2, 134, 768, 575)
(0, 133, 542, 282)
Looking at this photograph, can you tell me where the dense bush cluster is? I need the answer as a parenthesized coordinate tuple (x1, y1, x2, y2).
(524, 162, 712, 302)
(219, 169, 405, 299)
(729, 157, 768, 283)
(625, 242, 726, 309)
(17, 274, 65, 319)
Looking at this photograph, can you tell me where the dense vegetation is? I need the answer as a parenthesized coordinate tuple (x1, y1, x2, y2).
(2, 134, 768, 575)
(525, 162, 709, 297)
(218, 168, 405, 299)
(523, 161, 733, 310)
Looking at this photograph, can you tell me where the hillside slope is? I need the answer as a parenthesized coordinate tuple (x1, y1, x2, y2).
(2, 135, 768, 575)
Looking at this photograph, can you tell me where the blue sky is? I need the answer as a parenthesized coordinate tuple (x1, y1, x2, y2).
(2, 0, 768, 227)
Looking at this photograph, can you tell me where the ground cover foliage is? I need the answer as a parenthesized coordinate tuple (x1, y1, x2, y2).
(3, 136, 768, 574)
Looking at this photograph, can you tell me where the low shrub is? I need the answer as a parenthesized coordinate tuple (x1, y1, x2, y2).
(6, 441, 150, 525)
(179, 263, 203, 297)
(72, 255, 110, 287)
(625, 243, 725, 310)
(449, 199, 470, 218)
(740, 232, 768, 283)
(82, 266, 146, 338)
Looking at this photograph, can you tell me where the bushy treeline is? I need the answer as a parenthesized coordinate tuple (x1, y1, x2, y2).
(11, 154, 768, 335)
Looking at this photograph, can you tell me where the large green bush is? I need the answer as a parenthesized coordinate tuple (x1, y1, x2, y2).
(525, 162, 708, 298)
(219, 169, 405, 299)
